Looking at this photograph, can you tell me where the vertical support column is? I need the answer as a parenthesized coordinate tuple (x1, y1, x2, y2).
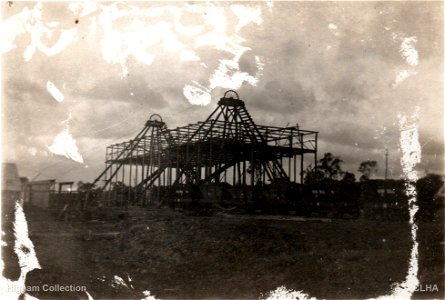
(141, 138, 145, 206)
(128, 142, 133, 208)
(242, 158, 246, 185)
(250, 150, 254, 186)
(300, 154, 304, 184)
(176, 147, 180, 183)
(156, 130, 161, 203)
(167, 147, 171, 187)
(113, 145, 117, 205)
(262, 159, 266, 183)
(232, 164, 236, 186)
(104, 147, 109, 204)
(209, 135, 213, 183)
(197, 143, 201, 181)
(186, 128, 190, 184)
(314, 132, 318, 170)
(149, 128, 154, 204)
(250, 150, 254, 203)
(110, 145, 113, 204)
(135, 140, 139, 187)
(242, 158, 247, 202)
(288, 133, 292, 180)
(300, 133, 304, 184)
(121, 155, 125, 208)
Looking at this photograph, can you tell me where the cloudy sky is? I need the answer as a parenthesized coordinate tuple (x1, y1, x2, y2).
(1, 1, 443, 183)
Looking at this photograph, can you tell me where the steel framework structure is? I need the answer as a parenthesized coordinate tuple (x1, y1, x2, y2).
(90, 90, 318, 206)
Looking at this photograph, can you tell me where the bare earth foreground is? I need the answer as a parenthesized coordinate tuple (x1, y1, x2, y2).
(5, 206, 444, 299)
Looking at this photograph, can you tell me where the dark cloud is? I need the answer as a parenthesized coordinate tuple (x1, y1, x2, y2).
(244, 79, 315, 116)
(320, 121, 383, 150)
(80, 75, 167, 108)
(2, 1, 443, 182)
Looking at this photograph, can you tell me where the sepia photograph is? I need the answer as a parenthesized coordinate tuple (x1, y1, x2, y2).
(1, 1, 443, 299)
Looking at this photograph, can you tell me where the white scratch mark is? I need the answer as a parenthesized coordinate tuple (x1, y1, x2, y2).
(328, 23, 337, 30)
(111, 275, 129, 289)
(266, 286, 316, 300)
(46, 80, 65, 102)
(391, 32, 399, 42)
(265, 0, 274, 11)
(209, 58, 258, 90)
(370, 108, 421, 300)
(28, 147, 37, 156)
(69, 1, 98, 18)
(328, 23, 340, 36)
(183, 83, 212, 106)
(13, 202, 41, 275)
(48, 129, 84, 163)
(85, 290, 95, 300)
(1, 5, 37, 54)
(23, 293, 40, 300)
(255, 55, 265, 77)
(1, 3, 77, 59)
(231, 4, 263, 32)
(399, 36, 419, 66)
(0, 202, 41, 299)
(10, 2, 265, 104)
(392, 70, 417, 88)
(141, 290, 158, 300)
(98, 5, 212, 77)
(180, 49, 200, 62)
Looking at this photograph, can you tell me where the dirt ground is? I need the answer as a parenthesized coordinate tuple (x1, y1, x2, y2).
(3, 206, 444, 299)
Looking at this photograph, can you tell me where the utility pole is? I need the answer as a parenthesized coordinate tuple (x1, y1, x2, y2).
(384, 148, 388, 197)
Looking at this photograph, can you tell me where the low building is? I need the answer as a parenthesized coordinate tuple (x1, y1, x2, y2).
(23, 180, 56, 209)
(2, 163, 23, 207)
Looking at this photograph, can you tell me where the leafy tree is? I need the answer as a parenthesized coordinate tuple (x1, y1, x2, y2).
(358, 160, 378, 181)
(416, 174, 443, 202)
(319, 152, 344, 180)
(303, 164, 325, 184)
(304, 153, 345, 183)
(77, 181, 101, 209)
(342, 172, 356, 183)
(247, 159, 263, 185)
(77, 181, 96, 192)
(416, 174, 444, 220)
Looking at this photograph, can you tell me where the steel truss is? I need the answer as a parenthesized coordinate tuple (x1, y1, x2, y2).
(90, 90, 318, 206)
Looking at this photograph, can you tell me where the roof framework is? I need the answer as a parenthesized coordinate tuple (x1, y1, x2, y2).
(91, 90, 318, 205)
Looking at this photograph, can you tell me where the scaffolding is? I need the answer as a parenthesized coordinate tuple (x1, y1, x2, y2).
(89, 90, 318, 207)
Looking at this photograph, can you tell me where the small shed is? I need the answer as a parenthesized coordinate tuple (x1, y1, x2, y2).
(2, 163, 22, 203)
(23, 180, 56, 209)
